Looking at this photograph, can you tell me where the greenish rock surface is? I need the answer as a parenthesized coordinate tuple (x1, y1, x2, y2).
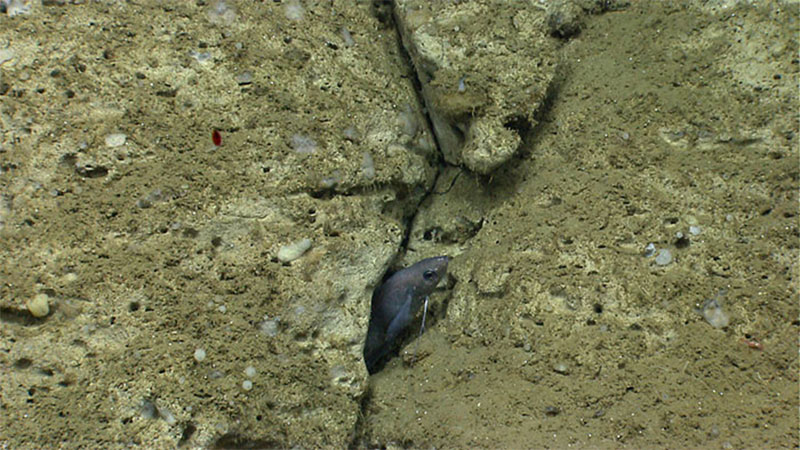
(0, 1, 797, 449)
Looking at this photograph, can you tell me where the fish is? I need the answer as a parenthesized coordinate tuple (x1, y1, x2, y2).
(364, 256, 450, 374)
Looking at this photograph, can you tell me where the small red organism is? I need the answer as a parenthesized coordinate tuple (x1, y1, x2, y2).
(212, 129, 222, 146)
(741, 337, 764, 351)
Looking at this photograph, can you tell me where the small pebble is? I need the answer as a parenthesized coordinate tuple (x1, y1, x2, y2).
(5, 0, 31, 16)
(360, 152, 375, 180)
(702, 298, 729, 328)
(140, 399, 157, 419)
(235, 72, 253, 85)
(244, 366, 256, 378)
(655, 249, 673, 266)
(544, 406, 560, 416)
(523, 342, 532, 352)
(343, 126, 360, 142)
(320, 171, 342, 189)
(157, 405, 177, 426)
(259, 317, 279, 337)
(189, 51, 211, 63)
(340, 27, 355, 47)
(104, 133, 127, 147)
(553, 363, 569, 375)
(277, 238, 312, 263)
(291, 134, 316, 154)
(193, 348, 207, 362)
(689, 225, 701, 236)
(284, 0, 304, 20)
(0, 48, 14, 65)
(644, 243, 656, 257)
(26, 293, 50, 318)
(242, 380, 253, 391)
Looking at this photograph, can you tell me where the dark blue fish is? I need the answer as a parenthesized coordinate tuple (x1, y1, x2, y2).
(364, 256, 449, 373)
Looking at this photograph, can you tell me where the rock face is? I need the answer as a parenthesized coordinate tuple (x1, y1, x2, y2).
(1, 0, 798, 449)
(0, 1, 438, 448)
(394, 0, 558, 174)
(364, 2, 798, 449)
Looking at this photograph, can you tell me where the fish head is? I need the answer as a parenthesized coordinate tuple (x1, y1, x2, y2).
(409, 255, 449, 296)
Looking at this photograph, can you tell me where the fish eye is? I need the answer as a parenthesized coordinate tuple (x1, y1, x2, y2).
(423, 270, 437, 281)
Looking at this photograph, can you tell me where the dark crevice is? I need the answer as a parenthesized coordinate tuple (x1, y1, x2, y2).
(389, 8, 447, 257)
(353, 1, 450, 447)
(0, 306, 45, 326)
(211, 434, 282, 449)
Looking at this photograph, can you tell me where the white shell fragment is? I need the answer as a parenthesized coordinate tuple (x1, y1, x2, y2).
(702, 298, 729, 329)
(259, 317, 279, 337)
(277, 238, 312, 263)
(104, 133, 127, 147)
(360, 152, 375, 180)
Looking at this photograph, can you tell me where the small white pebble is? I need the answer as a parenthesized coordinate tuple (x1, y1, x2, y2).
(193, 348, 207, 362)
(242, 380, 253, 390)
(27, 293, 50, 318)
(157, 405, 177, 426)
(189, 50, 211, 63)
(235, 72, 253, 85)
(284, 0, 304, 20)
(245, 366, 257, 378)
(343, 126, 360, 142)
(217, 305, 227, 313)
(0, 48, 14, 66)
(207, 0, 237, 24)
(62, 273, 78, 283)
(277, 238, 312, 263)
(259, 317, 279, 336)
(689, 225, 701, 235)
(655, 249, 673, 266)
(340, 27, 355, 47)
(291, 134, 316, 154)
(644, 243, 656, 257)
(360, 152, 375, 180)
(553, 363, 569, 375)
(320, 171, 342, 189)
(104, 133, 127, 147)
(5, 0, 31, 17)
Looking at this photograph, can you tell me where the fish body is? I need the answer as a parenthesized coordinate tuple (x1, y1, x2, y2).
(364, 256, 449, 373)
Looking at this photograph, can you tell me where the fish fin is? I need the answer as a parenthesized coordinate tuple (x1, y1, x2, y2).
(385, 288, 414, 342)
